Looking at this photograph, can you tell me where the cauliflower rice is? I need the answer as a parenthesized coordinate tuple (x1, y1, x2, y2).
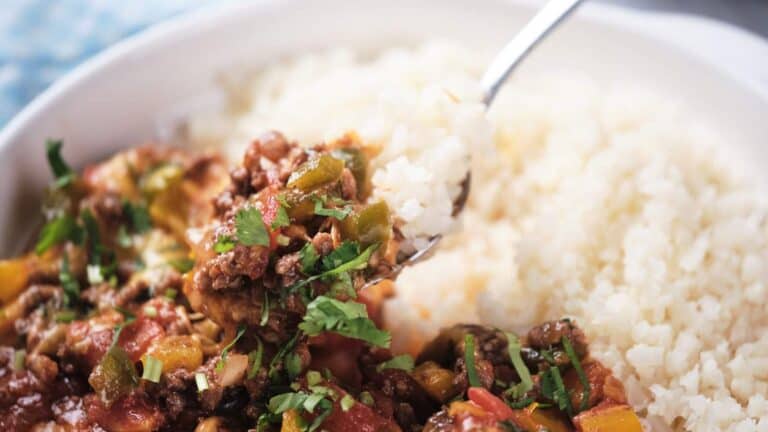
(188, 42, 768, 431)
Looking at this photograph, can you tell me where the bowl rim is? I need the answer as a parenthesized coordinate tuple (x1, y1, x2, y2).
(1, 0, 767, 149)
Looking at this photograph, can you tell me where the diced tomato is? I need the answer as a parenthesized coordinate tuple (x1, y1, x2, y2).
(138, 298, 180, 330)
(318, 385, 401, 432)
(86, 393, 164, 432)
(467, 387, 515, 421)
(66, 318, 119, 370)
(308, 333, 365, 389)
(117, 317, 165, 363)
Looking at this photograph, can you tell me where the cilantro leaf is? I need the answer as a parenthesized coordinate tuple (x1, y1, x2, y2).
(235, 207, 270, 247)
(45, 140, 75, 188)
(35, 214, 82, 255)
(312, 196, 351, 220)
(216, 325, 246, 372)
(299, 296, 391, 348)
(123, 201, 152, 233)
(376, 355, 414, 372)
(168, 258, 194, 273)
(213, 236, 236, 253)
(289, 243, 378, 292)
(268, 392, 309, 414)
(59, 253, 80, 306)
(271, 205, 290, 230)
(562, 335, 590, 412)
(299, 243, 319, 274)
(321, 241, 359, 271)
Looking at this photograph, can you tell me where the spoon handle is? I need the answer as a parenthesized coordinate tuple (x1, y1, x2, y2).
(481, 0, 584, 106)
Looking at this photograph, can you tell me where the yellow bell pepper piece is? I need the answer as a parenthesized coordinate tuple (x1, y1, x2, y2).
(281, 410, 305, 432)
(143, 335, 203, 373)
(0, 257, 30, 305)
(574, 404, 643, 432)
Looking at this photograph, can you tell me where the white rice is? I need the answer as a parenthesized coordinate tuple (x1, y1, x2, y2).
(187, 46, 491, 245)
(188, 42, 768, 432)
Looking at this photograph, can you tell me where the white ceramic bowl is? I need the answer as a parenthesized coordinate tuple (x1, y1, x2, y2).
(1, 0, 767, 255)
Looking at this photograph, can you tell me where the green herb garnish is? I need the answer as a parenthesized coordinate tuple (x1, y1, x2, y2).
(123, 201, 152, 234)
(312, 196, 351, 220)
(216, 325, 246, 372)
(562, 335, 590, 412)
(235, 206, 271, 247)
(59, 253, 80, 306)
(36, 214, 83, 255)
(213, 235, 235, 253)
(464, 334, 481, 388)
(141, 355, 163, 383)
(168, 258, 194, 273)
(299, 296, 390, 348)
(45, 140, 75, 188)
(376, 355, 415, 372)
(299, 243, 319, 274)
(505, 332, 534, 399)
(272, 205, 290, 230)
(340, 394, 355, 412)
(247, 338, 264, 380)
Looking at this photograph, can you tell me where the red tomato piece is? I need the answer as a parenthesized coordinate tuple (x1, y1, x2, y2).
(117, 317, 165, 362)
(468, 387, 515, 421)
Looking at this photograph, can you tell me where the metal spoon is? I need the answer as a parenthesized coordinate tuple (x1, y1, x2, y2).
(365, 0, 584, 287)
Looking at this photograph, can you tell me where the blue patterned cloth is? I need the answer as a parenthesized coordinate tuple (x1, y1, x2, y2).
(0, 0, 228, 126)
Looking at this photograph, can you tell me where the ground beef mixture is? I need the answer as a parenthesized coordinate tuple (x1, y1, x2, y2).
(0, 134, 642, 431)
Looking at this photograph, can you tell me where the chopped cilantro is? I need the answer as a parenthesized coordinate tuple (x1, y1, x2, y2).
(141, 355, 163, 383)
(271, 205, 290, 229)
(562, 335, 590, 412)
(268, 390, 333, 432)
(289, 243, 378, 293)
(312, 196, 351, 220)
(464, 334, 481, 388)
(340, 394, 355, 412)
(299, 243, 319, 274)
(541, 365, 573, 417)
(505, 332, 534, 400)
(216, 325, 246, 372)
(213, 235, 236, 253)
(268, 392, 309, 414)
(164, 288, 178, 300)
(247, 339, 264, 380)
(168, 258, 194, 273)
(54, 309, 77, 323)
(359, 391, 375, 406)
(376, 354, 415, 372)
(45, 140, 75, 188)
(268, 332, 300, 380)
(123, 201, 152, 233)
(285, 352, 302, 379)
(59, 254, 80, 306)
(235, 206, 270, 247)
(306, 370, 322, 386)
(321, 241, 360, 271)
(299, 296, 390, 348)
(36, 214, 82, 255)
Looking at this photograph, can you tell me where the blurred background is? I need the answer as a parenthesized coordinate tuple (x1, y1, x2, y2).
(0, 0, 766, 126)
